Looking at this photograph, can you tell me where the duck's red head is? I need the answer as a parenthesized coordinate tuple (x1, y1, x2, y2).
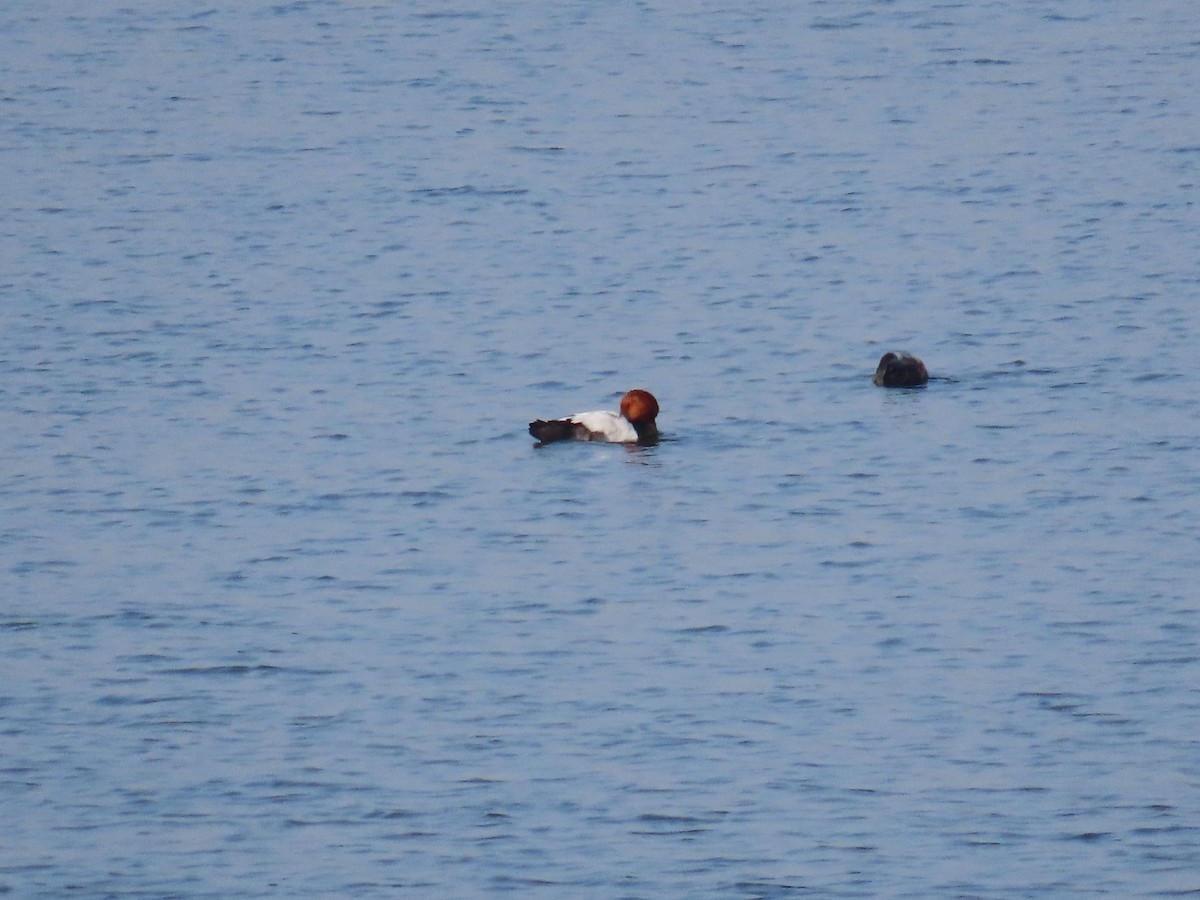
(620, 389, 659, 440)
(620, 389, 658, 423)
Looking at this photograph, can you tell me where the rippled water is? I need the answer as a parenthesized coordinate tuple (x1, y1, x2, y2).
(3, 2, 1200, 897)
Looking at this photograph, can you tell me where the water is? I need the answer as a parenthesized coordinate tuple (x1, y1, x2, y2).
(3, 1, 1199, 896)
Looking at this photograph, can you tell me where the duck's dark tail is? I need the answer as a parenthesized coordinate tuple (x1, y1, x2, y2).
(529, 419, 583, 443)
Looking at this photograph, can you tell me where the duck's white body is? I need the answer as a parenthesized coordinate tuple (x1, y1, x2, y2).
(563, 410, 640, 443)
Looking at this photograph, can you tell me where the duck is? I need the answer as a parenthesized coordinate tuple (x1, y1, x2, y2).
(872, 352, 929, 387)
(529, 389, 660, 444)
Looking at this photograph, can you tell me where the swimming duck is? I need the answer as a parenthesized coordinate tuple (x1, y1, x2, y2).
(529, 389, 660, 444)
(872, 352, 928, 387)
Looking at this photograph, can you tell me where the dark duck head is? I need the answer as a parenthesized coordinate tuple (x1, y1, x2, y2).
(872, 352, 929, 387)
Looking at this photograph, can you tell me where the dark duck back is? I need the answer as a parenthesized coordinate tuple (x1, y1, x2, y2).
(528, 419, 590, 443)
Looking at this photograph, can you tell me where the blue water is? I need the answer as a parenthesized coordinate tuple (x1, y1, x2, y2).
(3, 2, 1199, 897)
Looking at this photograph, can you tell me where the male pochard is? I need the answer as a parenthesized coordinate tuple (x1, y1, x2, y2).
(529, 389, 660, 444)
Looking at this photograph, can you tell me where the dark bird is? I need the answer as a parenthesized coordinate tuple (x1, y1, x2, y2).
(873, 352, 929, 387)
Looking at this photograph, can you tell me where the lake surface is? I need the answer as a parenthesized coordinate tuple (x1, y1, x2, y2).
(3, 1, 1199, 896)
